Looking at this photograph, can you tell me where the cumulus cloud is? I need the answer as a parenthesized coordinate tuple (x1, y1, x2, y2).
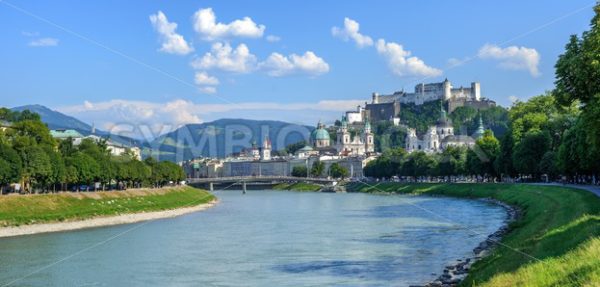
(194, 71, 219, 94)
(266, 35, 281, 43)
(57, 99, 365, 139)
(478, 44, 540, 77)
(149, 11, 194, 55)
(191, 42, 257, 73)
(193, 8, 265, 41)
(28, 37, 59, 47)
(194, 71, 220, 86)
(260, 51, 330, 77)
(375, 39, 442, 77)
(331, 17, 373, 48)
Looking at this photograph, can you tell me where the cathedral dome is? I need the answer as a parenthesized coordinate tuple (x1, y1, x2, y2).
(312, 128, 330, 141)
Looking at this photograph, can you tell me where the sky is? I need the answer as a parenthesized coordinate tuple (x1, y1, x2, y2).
(0, 0, 596, 138)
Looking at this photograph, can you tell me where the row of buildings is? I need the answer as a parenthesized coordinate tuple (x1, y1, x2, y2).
(182, 79, 494, 180)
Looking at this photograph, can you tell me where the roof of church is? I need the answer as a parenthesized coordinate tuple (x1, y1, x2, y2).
(441, 135, 475, 144)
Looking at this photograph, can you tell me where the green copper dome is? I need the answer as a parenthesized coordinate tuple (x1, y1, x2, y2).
(312, 128, 331, 141)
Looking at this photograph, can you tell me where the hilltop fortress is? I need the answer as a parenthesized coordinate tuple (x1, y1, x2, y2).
(358, 79, 496, 122)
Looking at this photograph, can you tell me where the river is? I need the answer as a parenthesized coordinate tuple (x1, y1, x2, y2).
(0, 190, 506, 286)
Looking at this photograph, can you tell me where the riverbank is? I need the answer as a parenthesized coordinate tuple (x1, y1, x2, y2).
(0, 186, 216, 238)
(272, 182, 322, 192)
(347, 182, 600, 286)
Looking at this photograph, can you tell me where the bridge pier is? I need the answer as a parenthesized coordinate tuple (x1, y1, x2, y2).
(242, 181, 247, 194)
(209, 182, 214, 192)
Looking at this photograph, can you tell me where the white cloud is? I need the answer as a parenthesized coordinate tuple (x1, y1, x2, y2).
(57, 98, 365, 138)
(194, 72, 219, 94)
(193, 8, 265, 41)
(266, 35, 281, 43)
(331, 17, 373, 48)
(198, 86, 217, 94)
(191, 42, 257, 73)
(28, 37, 59, 47)
(149, 11, 194, 55)
(509, 95, 520, 103)
(375, 39, 442, 78)
(260, 51, 330, 77)
(478, 44, 540, 77)
(194, 72, 220, 86)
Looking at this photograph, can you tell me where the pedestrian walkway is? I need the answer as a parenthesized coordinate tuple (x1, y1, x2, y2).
(532, 183, 600, 198)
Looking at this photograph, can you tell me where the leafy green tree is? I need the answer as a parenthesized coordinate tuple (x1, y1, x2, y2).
(0, 143, 22, 188)
(438, 146, 467, 178)
(67, 152, 100, 191)
(402, 152, 436, 180)
(472, 130, 500, 179)
(512, 130, 551, 179)
(292, 166, 308, 177)
(329, 163, 349, 179)
(44, 147, 66, 192)
(311, 161, 325, 177)
(20, 145, 52, 192)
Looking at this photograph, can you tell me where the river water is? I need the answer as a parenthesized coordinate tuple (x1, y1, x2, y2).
(0, 190, 506, 287)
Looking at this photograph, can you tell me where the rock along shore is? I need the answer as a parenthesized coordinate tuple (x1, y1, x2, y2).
(0, 199, 218, 238)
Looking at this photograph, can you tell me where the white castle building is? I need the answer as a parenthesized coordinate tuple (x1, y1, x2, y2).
(372, 78, 481, 106)
(405, 104, 484, 153)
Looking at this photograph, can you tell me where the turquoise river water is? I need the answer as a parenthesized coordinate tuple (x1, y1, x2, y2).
(0, 190, 507, 287)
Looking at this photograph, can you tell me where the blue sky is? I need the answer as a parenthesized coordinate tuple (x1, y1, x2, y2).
(0, 0, 595, 136)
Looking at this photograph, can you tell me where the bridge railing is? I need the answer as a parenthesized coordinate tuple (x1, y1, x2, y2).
(186, 176, 334, 183)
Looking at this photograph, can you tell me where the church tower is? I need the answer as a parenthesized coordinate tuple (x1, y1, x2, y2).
(336, 116, 351, 153)
(364, 119, 374, 153)
(260, 136, 271, 161)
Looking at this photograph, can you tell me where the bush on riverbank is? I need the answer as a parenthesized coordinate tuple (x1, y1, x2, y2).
(347, 183, 600, 286)
(272, 182, 322, 192)
(0, 186, 214, 226)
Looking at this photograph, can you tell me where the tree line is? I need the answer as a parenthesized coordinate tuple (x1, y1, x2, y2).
(0, 108, 185, 194)
(365, 5, 600, 184)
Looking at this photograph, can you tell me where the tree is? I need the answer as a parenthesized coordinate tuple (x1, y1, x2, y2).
(512, 130, 551, 179)
(44, 147, 66, 192)
(473, 130, 500, 179)
(539, 151, 559, 181)
(67, 152, 100, 191)
(311, 161, 325, 177)
(438, 146, 467, 179)
(401, 152, 436, 180)
(292, 166, 308, 177)
(329, 163, 349, 179)
(494, 134, 517, 178)
(0, 144, 22, 190)
(20, 145, 52, 192)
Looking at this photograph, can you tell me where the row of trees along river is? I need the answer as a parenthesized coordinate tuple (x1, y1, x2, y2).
(0, 109, 185, 193)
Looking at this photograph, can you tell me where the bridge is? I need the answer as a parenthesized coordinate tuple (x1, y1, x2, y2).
(186, 176, 335, 192)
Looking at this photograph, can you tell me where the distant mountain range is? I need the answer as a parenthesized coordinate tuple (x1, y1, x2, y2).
(11, 105, 141, 146)
(11, 105, 312, 161)
(147, 118, 312, 162)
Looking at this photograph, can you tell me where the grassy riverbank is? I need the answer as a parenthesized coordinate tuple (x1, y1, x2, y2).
(0, 186, 215, 227)
(347, 183, 600, 286)
(272, 182, 322, 192)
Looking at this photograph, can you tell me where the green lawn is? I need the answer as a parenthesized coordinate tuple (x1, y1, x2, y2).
(272, 182, 322, 192)
(347, 183, 600, 286)
(0, 186, 215, 227)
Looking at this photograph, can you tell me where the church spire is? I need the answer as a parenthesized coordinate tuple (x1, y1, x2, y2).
(472, 115, 485, 139)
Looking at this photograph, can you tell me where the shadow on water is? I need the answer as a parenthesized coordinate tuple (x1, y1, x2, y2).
(274, 256, 413, 282)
